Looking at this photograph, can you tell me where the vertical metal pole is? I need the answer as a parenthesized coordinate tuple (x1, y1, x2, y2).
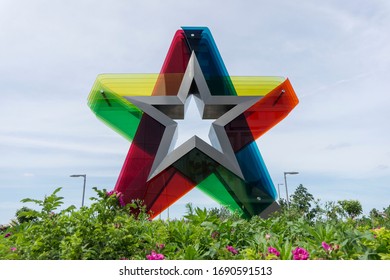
(82, 175, 86, 207)
(277, 183, 282, 200)
(284, 173, 289, 207)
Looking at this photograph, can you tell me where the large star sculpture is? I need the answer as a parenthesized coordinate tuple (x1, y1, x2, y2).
(88, 27, 299, 219)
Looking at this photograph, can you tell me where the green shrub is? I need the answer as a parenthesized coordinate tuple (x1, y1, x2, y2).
(1, 187, 389, 260)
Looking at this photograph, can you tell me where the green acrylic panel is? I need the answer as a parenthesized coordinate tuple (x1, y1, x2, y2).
(196, 173, 244, 217)
(214, 166, 255, 217)
(88, 82, 143, 141)
(215, 165, 275, 216)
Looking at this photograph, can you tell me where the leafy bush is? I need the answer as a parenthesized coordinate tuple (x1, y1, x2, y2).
(0, 186, 389, 260)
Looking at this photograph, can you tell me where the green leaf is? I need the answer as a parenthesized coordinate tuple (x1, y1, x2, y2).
(184, 245, 199, 260)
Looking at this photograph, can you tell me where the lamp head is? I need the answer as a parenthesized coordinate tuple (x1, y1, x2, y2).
(70, 174, 86, 178)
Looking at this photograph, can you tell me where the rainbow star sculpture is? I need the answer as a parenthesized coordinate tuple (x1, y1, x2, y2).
(88, 27, 298, 219)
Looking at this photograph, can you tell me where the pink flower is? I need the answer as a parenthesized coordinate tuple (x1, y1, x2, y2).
(268, 247, 280, 257)
(322, 241, 331, 251)
(10, 247, 16, 252)
(107, 190, 126, 207)
(265, 234, 271, 240)
(118, 195, 126, 207)
(4, 233, 11, 238)
(226, 245, 238, 255)
(292, 247, 309, 260)
(146, 250, 165, 260)
(106, 190, 115, 196)
(156, 243, 165, 249)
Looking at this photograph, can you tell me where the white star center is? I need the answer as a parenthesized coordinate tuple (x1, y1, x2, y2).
(170, 95, 221, 152)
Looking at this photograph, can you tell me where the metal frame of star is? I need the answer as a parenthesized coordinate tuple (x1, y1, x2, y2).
(124, 53, 263, 181)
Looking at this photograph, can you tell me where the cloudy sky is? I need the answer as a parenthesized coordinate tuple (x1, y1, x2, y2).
(1, 0, 389, 224)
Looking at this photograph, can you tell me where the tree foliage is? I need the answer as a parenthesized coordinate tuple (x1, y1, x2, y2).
(338, 200, 363, 220)
(288, 184, 319, 220)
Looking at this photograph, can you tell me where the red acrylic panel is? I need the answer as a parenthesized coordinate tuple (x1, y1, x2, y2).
(147, 169, 195, 219)
(114, 114, 165, 204)
(244, 79, 299, 140)
(152, 30, 191, 96)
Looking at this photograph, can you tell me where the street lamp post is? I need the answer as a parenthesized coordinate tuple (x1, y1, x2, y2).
(70, 174, 86, 207)
(283, 172, 299, 207)
(277, 183, 284, 200)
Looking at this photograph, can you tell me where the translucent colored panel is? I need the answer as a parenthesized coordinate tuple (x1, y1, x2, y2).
(152, 73, 186, 96)
(158, 30, 191, 74)
(172, 148, 220, 185)
(115, 141, 154, 201)
(115, 114, 166, 202)
(225, 79, 298, 152)
(224, 113, 254, 152)
(196, 173, 244, 216)
(88, 80, 143, 141)
(94, 74, 288, 98)
(243, 79, 299, 140)
(215, 165, 274, 217)
(230, 76, 285, 96)
(143, 167, 178, 215)
(236, 142, 277, 200)
(213, 167, 253, 218)
(182, 26, 237, 96)
(147, 168, 195, 219)
(93, 74, 158, 97)
(152, 30, 191, 96)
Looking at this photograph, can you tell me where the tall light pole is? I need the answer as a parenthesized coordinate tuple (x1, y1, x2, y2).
(70, 174, 86, 207)
(283, 172, 299, 207)
(277, 183, 284, 200)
